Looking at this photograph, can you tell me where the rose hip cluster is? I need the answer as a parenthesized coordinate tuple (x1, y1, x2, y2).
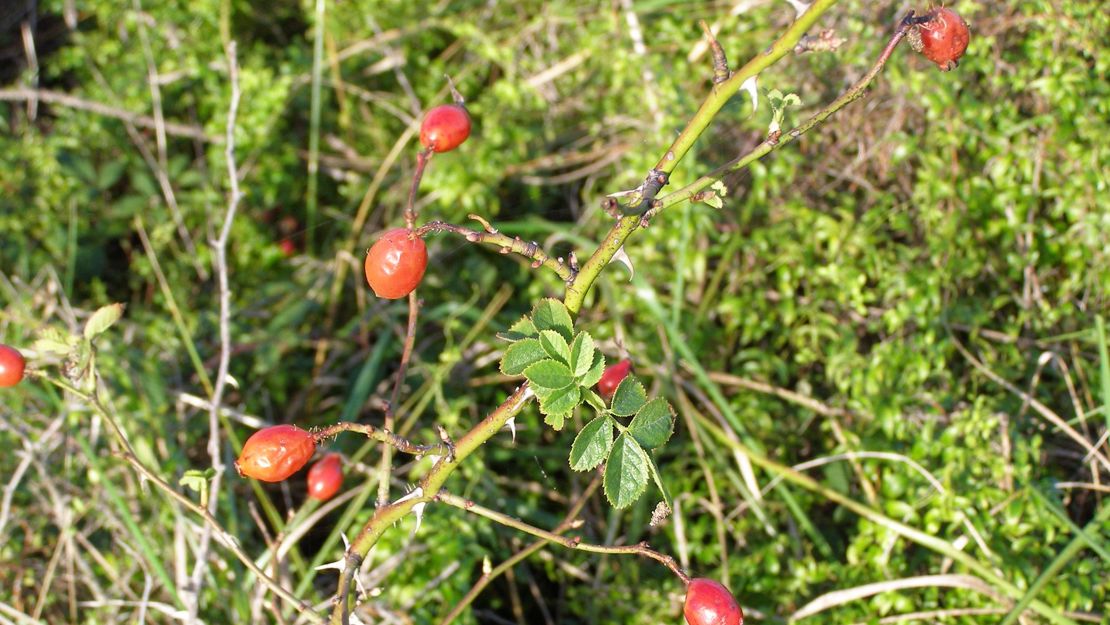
(364, 101, 472, 300)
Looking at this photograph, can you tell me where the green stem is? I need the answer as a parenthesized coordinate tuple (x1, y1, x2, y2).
(652, 14, 912, 218)
(565, 1, 841, 314)
(654, 0, 838, 178)
(332, 385, 533, 624)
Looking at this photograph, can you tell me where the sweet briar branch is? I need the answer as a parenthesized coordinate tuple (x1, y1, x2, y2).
(19, 4, 991, 625)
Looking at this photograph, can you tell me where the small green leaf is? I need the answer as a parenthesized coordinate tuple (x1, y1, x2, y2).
(179, 469, 215, 493)
(610, 376, 647, 417)
(583, 389, 608, 412)
(524, 360, 574, 391)
(500, 339, 548, 376)
(531, 298, 573, 342)
(544, 411, 568, 430)
(538, 330, 571, 364)
(570, 415, 615, 471)
(34, 327, 76, 355)
(539, 385, 580, 418)
(604, 434, 650, 509)
(569, 332, 596, 378)
(628, 398, 675, 449)
(84, 303, 125, 340)
(703, 194, 724, 209)
(580, 351, 606, 388)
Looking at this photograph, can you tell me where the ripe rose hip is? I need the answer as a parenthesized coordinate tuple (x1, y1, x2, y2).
(911, 7, 970, 71)
(235, 425, 316, 482)
(365, 228, 428, 299)
(597, 359, 632, 399)
(684, 578, 744, 625)
(307, 453, 343, 501)
(0, 344, 25, 387)
(420, 104, 471, 153)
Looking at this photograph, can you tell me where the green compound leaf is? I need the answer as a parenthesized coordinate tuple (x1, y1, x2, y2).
(570, 415, 614, 471)
(539, 384, 580, 418)
(500, 339, 548, 376)
(628, 397, 675, 449)
(610, 375, 647, 417)
(604, 434, 649, 509)
(538, 330, 571, 365)
(531, 298, 573, 342)
(569, 331, 596, 378)
(579, 350, 606, 389)
(524, 359, 575, 391)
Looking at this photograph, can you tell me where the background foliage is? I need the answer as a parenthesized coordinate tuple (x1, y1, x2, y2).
(1, 0, 1108, 623)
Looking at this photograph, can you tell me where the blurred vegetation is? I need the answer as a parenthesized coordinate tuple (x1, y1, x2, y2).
(2, 0, 1108, 623)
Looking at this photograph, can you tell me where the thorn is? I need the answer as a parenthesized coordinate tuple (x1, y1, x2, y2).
(739, 75, 759, 118)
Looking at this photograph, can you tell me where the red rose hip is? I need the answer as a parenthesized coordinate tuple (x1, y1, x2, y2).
(684, 578, 744, 625)
(420, 104, 471, 153)
(0, 344, 25, 387)
(307, 453, 344, 501)
(597, 359, 632, 400)
(365, 228, 428, 299)
(912, 7, 970, 71)
(235, 425, 316, 482)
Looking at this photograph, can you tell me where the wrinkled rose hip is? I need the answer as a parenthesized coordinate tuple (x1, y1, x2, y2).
(910, 7, 970, 71)
(236, 425, 316, 482)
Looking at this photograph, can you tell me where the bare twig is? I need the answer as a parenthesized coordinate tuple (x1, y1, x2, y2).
(437, 492, 689, 583)
(417, 218, 574, 282)
(0, 88, 218, 142)
(404, 148, 434, 229)
(314, 422, 440, 456)
(437, 478, 601, 625)
(183, 40, 243, 625)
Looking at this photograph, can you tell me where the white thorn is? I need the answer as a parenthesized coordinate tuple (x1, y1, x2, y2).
(394, 486, 424, 506)
(609, 246, 635, 281)
(411, 502, 427, 536)
(740, 76, 759, 118)
(785, 0, 811, 18)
